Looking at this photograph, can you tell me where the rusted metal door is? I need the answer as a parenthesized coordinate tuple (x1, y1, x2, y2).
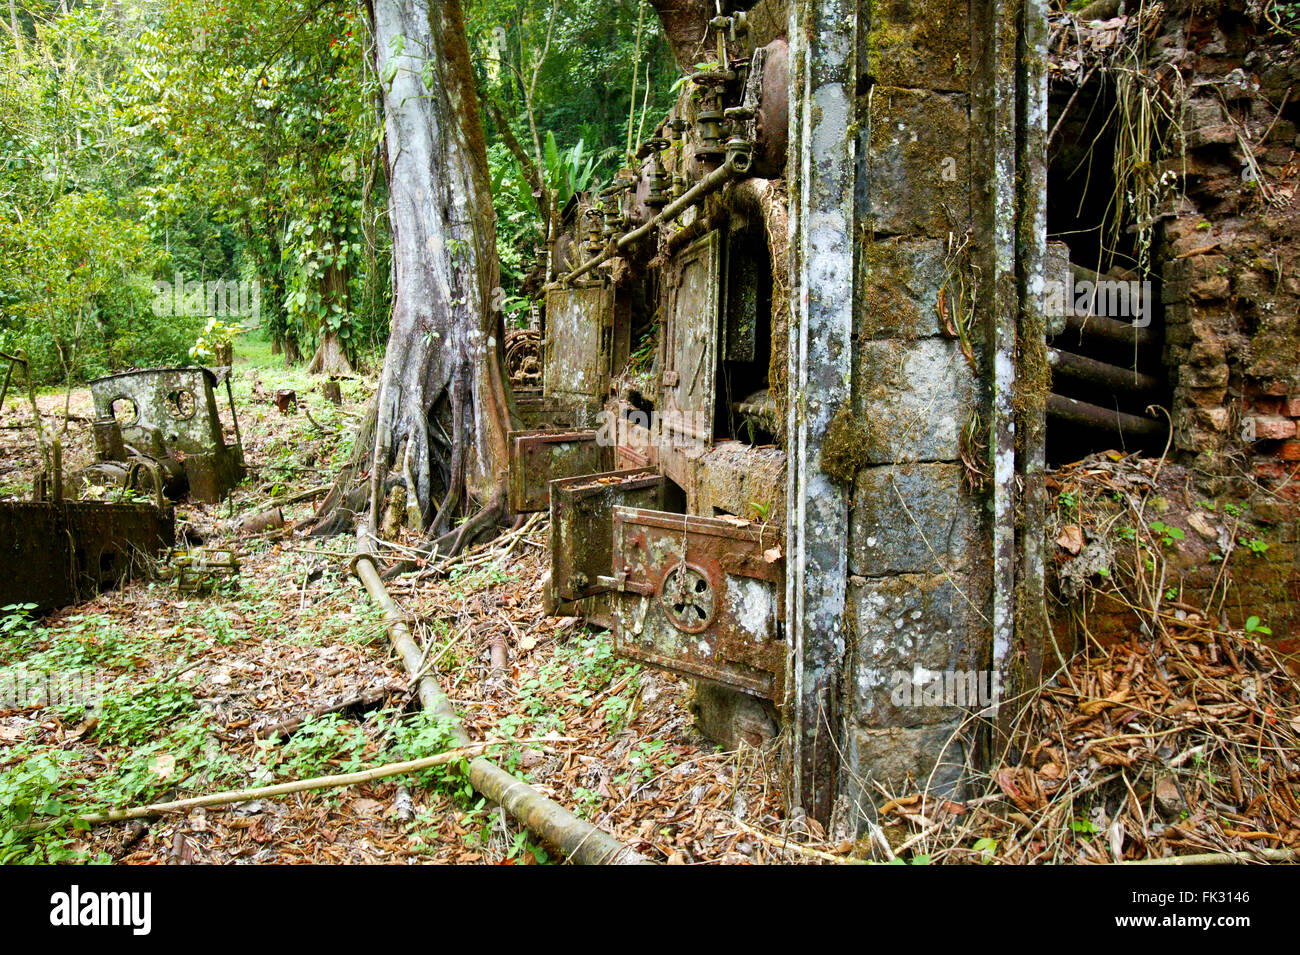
(0, 500, 175, 613)
(606, 506, 785, 700)
(662, 231, 721, 458)
(549, 468, 666, 601)
(507, 429, 612, 513)
(543, 283, 614, 404)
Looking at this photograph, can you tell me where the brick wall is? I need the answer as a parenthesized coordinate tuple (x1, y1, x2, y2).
(1051, 2, 1300, 656)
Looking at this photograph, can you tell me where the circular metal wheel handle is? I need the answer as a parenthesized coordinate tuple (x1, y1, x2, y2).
(658, 562, 715, 634)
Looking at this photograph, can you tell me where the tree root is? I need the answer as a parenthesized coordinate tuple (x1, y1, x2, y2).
(428, 483, 506, 558)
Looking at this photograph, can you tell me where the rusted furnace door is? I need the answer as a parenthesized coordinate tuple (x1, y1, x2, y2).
(605, 507, 785, 701)
(506, 429, 610, 513)
(543, 282, 614, 406)
(660, 231, 720, 483)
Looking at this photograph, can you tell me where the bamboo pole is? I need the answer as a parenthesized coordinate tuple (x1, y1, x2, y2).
(1119, 848, 1296, 866)
(350, 541, 652, 865)
(75, 744, 503, 825)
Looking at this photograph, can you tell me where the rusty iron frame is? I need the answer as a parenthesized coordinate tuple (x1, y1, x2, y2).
(506, 429, 612, 513)
(605, 506, 785, 700)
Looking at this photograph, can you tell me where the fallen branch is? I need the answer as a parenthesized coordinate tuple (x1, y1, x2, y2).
(351, 538, 651, 865)
(264, 484, 331, 509)
(66, 742, 533, 827)
(733, 820, 867, 865)
(1119, 848, 1296, 866)
(255, 683, 399, 740)
(303, 406, 339, 436)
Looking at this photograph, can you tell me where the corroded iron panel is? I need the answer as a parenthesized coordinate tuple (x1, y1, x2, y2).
(88, 367, 244, 503)
(89, 368, 224, 456)
(507, 429, 611, 513)
(0, 500, 175, 613)
(608, 506, 785, 700)
(550, 468, 665, 601)
(663, 231, 721, 447)
(543, 283, 613, 404)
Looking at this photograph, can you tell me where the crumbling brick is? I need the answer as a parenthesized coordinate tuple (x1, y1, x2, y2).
(1252, 416, 1297, 441)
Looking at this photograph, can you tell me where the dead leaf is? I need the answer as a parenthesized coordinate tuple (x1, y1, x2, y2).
(149, 754, 176, 779)
(763, 546, 781, 563)
(1187, 511, 1218, 540)
(1055, 524, 1084, 555)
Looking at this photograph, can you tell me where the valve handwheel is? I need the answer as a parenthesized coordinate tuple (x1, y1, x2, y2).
(659, 562, 715, 634)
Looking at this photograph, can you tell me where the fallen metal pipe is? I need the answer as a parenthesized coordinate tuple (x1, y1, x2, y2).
(350, 542, 651, 865)
(1046, 393, 1164, 436)
(549, 153, 747, 289)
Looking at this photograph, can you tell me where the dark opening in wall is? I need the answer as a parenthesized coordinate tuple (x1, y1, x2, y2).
(663, 474, 688, 514)
(1045, 75, 1171, 464)
(716, 220, 775, 445)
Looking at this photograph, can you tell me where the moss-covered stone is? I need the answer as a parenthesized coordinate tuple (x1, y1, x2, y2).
(862, 0, 971, 93)
(850, 462, 979, 575)
(862, 87, 971, 238)
(822, 405, 879, 483)
(857, 238, 948, 339)
(856, 337, 977, 463)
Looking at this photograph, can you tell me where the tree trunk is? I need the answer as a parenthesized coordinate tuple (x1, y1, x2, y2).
(649, 0, 713, 71)
(367, 0, 512, 536)
(306, 261, 355, 376)
(306, 330, 355, 376)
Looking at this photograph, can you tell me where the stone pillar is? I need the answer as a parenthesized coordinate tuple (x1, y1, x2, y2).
(786, 0, 857, 823)
(830, 0, 1048, 828)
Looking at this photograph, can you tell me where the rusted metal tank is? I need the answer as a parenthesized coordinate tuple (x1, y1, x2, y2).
(0, 484, 174, 614)
(87, 367, 245, 504)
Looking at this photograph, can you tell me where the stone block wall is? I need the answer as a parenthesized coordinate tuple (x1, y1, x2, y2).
(838, 0, 991, 820)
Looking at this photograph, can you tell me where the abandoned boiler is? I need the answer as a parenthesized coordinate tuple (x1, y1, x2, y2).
(506, 0, 1300, 828)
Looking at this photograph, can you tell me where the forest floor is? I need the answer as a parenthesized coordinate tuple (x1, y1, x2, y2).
(5, 343, 1294, 865)
(0, 338, 840, 865)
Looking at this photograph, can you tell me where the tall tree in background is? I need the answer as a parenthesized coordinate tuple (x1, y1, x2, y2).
(365, 0, 512, 545)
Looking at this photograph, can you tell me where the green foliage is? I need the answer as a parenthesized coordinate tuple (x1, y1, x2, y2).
(189, 317, 244, 362)
(1148, 521, 1184, 549)
(1244, 615, 1272, 637)
(94, 678, 199, 745)
(469, 0, 677, 295)
(0, 747, 97, 863)
(278, 714, 370, 779)
(1243, 536, 1270, 556)
(0, 0, 391, 380)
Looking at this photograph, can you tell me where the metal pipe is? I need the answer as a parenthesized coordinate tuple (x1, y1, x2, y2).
(1047, 347, 1162, 394)
(1046, 393, 1163, 436)
(350, 543, 651, 865)
(1054, 312, 1158, 350)
(549, 153, 747, 289)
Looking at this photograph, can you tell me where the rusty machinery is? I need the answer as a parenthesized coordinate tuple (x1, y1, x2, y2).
(0, 439, 175, 614)
(85, 366, 246, 504)
(507, 13, 792, 711)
